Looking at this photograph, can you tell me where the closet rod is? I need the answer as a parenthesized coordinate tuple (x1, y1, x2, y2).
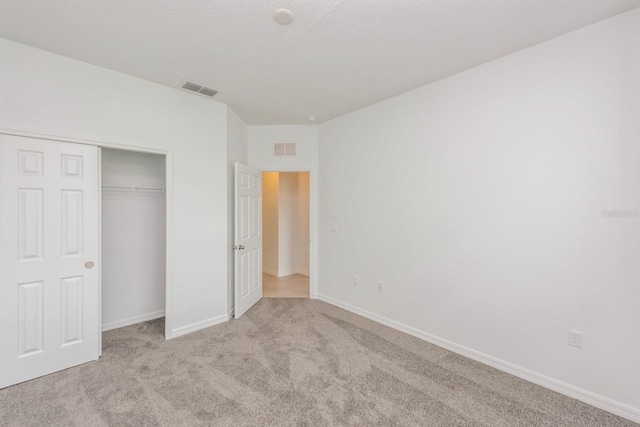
(102, 185, 165, 193)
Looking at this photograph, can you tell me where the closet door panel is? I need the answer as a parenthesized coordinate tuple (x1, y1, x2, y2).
(0, 134, 100, 389)
(61, 190, 84, 257)
(18, 189, 44, 261)
(17, 281, 45, 357)
(61, 275, 84, 346)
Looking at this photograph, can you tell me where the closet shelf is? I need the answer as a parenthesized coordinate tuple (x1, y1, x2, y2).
(102, 185, 165, 193)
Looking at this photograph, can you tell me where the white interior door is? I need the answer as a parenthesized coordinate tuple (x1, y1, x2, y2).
(234, 163, 262, 318)
(0, 134, 100, 388)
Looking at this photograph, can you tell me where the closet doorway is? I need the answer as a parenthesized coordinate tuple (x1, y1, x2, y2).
(262, 171, 310, 298)
(0, 134, 171, 389)
(101, 148, 166, 332)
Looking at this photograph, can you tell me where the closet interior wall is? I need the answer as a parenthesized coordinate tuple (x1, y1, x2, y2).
(101, 148, 166, 331)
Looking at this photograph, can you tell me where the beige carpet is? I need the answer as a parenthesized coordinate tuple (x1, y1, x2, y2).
(0, 299, 636, 426)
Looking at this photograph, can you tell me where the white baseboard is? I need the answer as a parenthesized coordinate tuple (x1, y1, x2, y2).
(316, 293, 640, 424)
(262, 267, 309, 277)
(262, 268, 278, 277)
(102, 310, 165, 332)
(277, 270, 295, 277)
(169, 313, 229, 339)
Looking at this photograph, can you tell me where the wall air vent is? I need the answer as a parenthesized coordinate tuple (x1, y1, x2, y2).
(274, 143, 296, 157)
(181, 80, 218, 98)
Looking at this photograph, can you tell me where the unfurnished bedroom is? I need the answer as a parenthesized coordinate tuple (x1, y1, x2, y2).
(1, 1, 639, 425)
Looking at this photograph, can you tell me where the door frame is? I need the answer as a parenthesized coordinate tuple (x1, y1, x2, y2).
(260, 166, 317, 299)
(0, 128, 174, 342)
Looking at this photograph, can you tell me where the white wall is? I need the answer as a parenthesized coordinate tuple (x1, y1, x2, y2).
(262, 172, 280, 276)
(318, 8, 640, 421)
(278, 172, 298, 276)
(101, 148, 165, 330)
(0, 38, 229, 338)
(248, 125, 318, 170)
(296, 172, 310, 276)
(227, 107, 248, 314)
(248, 125, 319, 294)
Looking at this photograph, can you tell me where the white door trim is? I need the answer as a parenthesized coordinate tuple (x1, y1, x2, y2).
(259, 166, 318, 299)
(0, 128, 174, 340)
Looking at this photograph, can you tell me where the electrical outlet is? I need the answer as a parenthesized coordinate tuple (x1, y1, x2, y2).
(352, 276, 359, 286)
(568, 330, 583, 348)
(378, 281, 384, 293)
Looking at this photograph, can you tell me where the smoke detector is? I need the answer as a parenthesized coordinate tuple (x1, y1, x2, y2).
(274, 8, 294, 25)
(181, 80, 218, 98)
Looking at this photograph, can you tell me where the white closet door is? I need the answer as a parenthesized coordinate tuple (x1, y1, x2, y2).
(0, 134, 100, 388)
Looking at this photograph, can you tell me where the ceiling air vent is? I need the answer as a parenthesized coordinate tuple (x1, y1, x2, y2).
(274, 143, 296, 156)
(181, 80, 218, 98)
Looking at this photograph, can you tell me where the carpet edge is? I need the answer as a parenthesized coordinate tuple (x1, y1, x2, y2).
(316, 293, 640, 424)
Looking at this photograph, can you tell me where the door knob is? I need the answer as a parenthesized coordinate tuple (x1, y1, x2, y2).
(85, 261, 95, 269)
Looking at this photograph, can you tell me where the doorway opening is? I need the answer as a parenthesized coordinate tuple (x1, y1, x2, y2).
(262, 171, 310, 298)
(101, 148, 167, 333)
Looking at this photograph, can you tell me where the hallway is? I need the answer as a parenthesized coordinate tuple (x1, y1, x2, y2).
(263, 273, 309, 298)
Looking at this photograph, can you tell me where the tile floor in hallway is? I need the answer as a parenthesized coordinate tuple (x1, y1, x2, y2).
(263, 273, 309, 298)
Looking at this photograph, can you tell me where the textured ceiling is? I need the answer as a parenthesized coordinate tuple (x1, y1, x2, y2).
(1, 0, 639, 125)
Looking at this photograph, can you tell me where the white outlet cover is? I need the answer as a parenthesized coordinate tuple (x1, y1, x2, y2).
(569, 330, 583, 348)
